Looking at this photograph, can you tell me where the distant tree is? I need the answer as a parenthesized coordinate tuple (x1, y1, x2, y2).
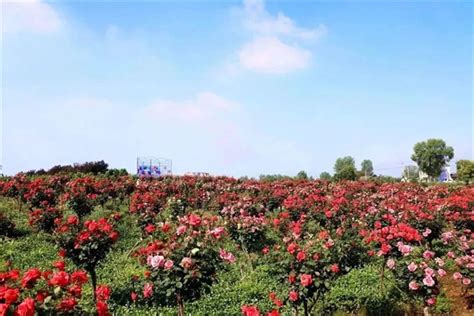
(402, 165, 419, 182)
(319, 172, 332, 181)
(259, 174, 291, 182)
(333, 156, 357, 181)
(411, 139, 454, 181)
(456, 160, 474, 184)
(360, 159, 374, 177)
(295, 170, 309, 180)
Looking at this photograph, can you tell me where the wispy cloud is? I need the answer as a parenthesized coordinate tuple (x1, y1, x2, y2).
(238, 36, 311, 74)
(236, 0, 326, 74)
(145, 92, 239, 122)
(2, 0, 62, 33)
(243, 0, 326, 40)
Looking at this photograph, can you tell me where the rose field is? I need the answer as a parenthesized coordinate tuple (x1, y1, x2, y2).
(0, 174, 473, 315)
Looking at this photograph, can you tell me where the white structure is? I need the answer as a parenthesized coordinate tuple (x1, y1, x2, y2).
(137, 157, 172, 177)
(418, 165, 453, 182)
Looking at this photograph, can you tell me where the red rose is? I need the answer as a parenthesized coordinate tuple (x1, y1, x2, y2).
(287, 243, 298, 254)
(95, 285, 111, 301)
(241, 305, 260, 316)
(161, 222, 171, 233)
(53, 261, 65, 271)
(109, 231, 119, 242)
(67, 216, 79, 225)
(15, 298, 35, 316)
(330, 264, 340, 273)
(96, 300, 110, 316)
(296, 251, 306, 262)
(144, 224, 156, 234)
(68, 285, 82, 297)
(131, 292, 138, 302)
(188, 214, 201, 227)
(71, 271, 88, 285)
(0, 303, 8, 316)
(143, 283, 153, 298)
(300, 274, 313, 287)
(49, 271, 70, 287)
(21, 268, 42, 288)
(267, 310, 280, 316)
(4, 288, 19, 304)
(8, 270, 20, 281)
(289, 291, 299, 302)
(57, 298, 77, 311)
(288, 274, 296, 284)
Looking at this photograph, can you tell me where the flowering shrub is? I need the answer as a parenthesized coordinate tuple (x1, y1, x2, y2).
(28, 207, 62, 233)
(1, 174, 473, 315)
(61, 177, 99, 219)
(54, 216, 119, 300)
(134, 213, 231, 315)
(221, 199, 268, 254)
(0, 261, 89, 315)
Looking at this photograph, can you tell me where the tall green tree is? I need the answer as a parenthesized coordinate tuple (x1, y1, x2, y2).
(319, 172, 332, 181)
(360, 159, 374, 177)
(456, 160, 474, 184)
(295, 170, 309, 180)
(411, 139, 454, 180)
(333, 156, 357, 181)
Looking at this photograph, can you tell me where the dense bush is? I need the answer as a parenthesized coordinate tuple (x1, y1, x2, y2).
(0, 174, 472, 315)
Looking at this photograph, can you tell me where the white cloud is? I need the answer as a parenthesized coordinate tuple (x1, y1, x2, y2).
(235, 0, 325, 74)
(2, 0, 62, 33)
(243, 0, 326, 40)
(145, 92, 239, 122)
(238, 36, 311, 74)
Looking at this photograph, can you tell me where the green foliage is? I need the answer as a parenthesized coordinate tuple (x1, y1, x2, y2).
(456, 160, 474, 184)
(322, 265, 401, 315)
(319, 172, 332, 181)
(334, 156, 357, 181)
(402, 165, 419, 182)
(295, 170, 309, 180)
(411, 139, 454, 179)
(360, 159, 374, 177)
(259, 174, 291, 182)
(432, 291, 451, 314)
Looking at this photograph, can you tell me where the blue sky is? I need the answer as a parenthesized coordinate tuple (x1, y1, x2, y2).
(1, 0, 472, 177)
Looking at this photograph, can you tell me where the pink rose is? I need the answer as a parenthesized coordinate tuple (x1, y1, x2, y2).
(180, 257, 193, 269)
(426, 297, 436, 306)
(386, 259, 396, 270)
(143, 283, 153, 298)
(423, 250, 435, 260)
(147, 255, 165, 269)
(300, 274, 313, 287)
(407, 262, 418, 272)
(176, 225, 187, 236)
(453, 272, 463, 280)
(423, 275, 435, 287)
(164, 260, 174, 270)
(437, 269, 447, 277)
(462, 278, 471, 285)
(219, 249, 236, 264)
(409, 280, 419, 290)
(424, 267, 434, 277)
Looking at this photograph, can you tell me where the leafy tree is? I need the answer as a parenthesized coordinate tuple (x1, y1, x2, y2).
(319, 172, 332, 181)
(295, 170, 309, 180)
(456, 160, 474, 184)
(402, 165, 419, 182)
(360, 160, 374, 177)
(333, 156, 357, 181)
(411, 139, 454, 180)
